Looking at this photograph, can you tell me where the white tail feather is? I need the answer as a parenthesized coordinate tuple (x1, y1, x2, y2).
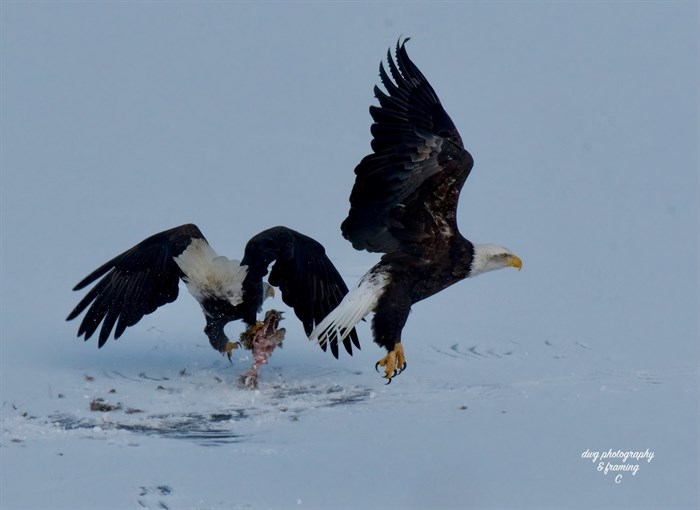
(309, 268, 389, 347)
(173, 239, 248, 306)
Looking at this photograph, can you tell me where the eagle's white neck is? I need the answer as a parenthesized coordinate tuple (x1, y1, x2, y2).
(173, 238, 248, 306)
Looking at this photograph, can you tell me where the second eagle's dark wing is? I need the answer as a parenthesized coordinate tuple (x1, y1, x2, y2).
(341, 39, 474, 258)
(66, 224, 205, 347)
(240, 226, 360, 358)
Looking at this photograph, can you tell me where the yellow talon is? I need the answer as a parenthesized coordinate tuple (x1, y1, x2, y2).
(249, 321, 265, 334)
(224, 341, 241, 361)
(224, 341, 241, 353)
(375, 342, 407, 383)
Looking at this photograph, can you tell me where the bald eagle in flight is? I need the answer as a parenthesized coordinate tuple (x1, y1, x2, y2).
(309, 39, 522, 382)
(67, 225, 359, 359)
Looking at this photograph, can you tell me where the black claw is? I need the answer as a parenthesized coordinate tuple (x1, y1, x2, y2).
(384, 376, 392, 385)
(375, 361, 381, 373)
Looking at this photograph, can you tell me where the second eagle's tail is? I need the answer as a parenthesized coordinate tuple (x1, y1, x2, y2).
(309, 267, 389, 347)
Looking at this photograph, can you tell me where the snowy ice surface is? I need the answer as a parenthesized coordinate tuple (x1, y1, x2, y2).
(2, 3, 698, 510)
(2, 333, 697, 510)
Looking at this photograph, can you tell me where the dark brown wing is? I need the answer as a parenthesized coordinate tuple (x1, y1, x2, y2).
(66, 224, 205, 347)
(241, 227, 360, 358)
(341, 39, 474, 259)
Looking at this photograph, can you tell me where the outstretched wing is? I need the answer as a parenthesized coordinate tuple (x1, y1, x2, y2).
(341, 39, 474, 259)
(67, 224, 206, 347)
(240, 226, 360, 358)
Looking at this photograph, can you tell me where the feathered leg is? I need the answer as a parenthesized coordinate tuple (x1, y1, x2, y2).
(372, 284, 411, 383)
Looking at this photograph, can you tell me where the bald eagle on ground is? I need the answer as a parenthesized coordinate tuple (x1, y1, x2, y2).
(67, 225, 359, 359)
(309, 39, 522, 382)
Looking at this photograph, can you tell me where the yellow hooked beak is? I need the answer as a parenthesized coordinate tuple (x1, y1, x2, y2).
(506, 255, 523, 271)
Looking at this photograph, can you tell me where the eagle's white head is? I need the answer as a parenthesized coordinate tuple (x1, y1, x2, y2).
(469, 243, 522, 278)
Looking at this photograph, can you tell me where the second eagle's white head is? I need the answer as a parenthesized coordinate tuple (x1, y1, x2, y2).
(469, 244, 522, 278)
